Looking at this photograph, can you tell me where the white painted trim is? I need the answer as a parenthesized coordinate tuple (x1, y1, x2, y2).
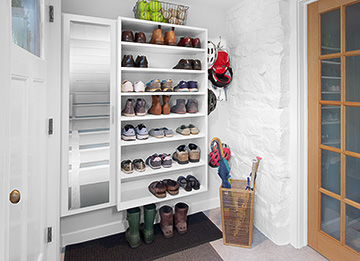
(289, 0, 317, 249)
(61, 197, 219, 247)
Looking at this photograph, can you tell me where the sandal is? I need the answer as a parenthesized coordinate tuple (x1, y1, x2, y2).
(148, 181, 166, 198)
(177, 176, 192, 192)
(163, 179, 179, 195)
(186, 175, 200, 190)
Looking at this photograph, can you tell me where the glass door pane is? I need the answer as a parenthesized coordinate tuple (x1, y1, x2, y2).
(12, 0, 41, 57)
(346, 55, 360, 102)
(346, 2, 360, 52)
(321, 105, 341, 148)
(321, 150, 341, 195)
(346, 204, 360, 252)
(322, 58, 341, 101)
(321, 193, 341, 241)
(346, 155, 360, 204)
(321, 9, 341, 55)
(346, 106, 360, 154)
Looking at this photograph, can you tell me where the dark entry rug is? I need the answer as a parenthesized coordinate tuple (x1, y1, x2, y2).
(65, 212, 223, 261)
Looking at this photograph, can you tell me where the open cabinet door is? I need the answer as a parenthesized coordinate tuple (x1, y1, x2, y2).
(308, 1, 360, 260)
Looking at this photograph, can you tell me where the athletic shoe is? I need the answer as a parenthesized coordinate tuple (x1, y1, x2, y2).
(145, 79, 161, 92)
(161, 79, 173, 92)
(121, 160, 134, 174)
(188, 143, 200, 162)
(133, 159, 146, 172)
(121, 80, 134, 92)
(160, 153, 172, 168)
(188, 124, 199, 134)
(134, 81, 145, 92)
(149, 128, 165, 138)
(121, 124, 136, 141)
(146, 154, 162, 169)
(161, 127, 174, 137)
(172, 145, 189, 164)
(186, 99, 198, 113)
(176, 125, 190, 135)
(187, 81, 198, 92)
(174, 81, 189, 92)
(135, 123, 149, 140)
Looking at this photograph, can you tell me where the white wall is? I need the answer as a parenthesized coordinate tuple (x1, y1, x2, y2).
(224, 0, 292, 245)
(60, 0, 227, 246)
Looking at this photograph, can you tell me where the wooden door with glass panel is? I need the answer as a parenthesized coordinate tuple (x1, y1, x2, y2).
(308, 1, 360, 260)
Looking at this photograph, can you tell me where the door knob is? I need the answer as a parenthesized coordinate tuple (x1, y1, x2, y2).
(9, 189, 21, 204)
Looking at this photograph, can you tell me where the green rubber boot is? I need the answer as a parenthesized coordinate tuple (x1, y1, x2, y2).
(125, 207, 141, 248)
(141, 203, 157, 244)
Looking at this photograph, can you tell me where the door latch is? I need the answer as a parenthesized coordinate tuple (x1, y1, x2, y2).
(49, 6, 54, 23)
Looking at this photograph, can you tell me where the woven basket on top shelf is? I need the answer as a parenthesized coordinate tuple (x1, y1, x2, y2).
(133, 0, 189, 25)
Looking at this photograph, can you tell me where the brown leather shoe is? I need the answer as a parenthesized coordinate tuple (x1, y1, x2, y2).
(162, 95, 171, 115)
(164, 29, 176, 46)
(192, 38, 201, 48)
(122, 55, 135, 67)
(177, 37, 192, 47)
(135, 32, 146, 43)
(135, 55, 148, 68)
(122, 30, 134, 42)
(173, 59, 192, 70)
(148, 95, 162, 115)
(149, 28, 164, 45)
(122, 99, 135, 117)
(160, 205, 174, 238)
(191, 59, 202, 70)
(175, 202, 189, 234)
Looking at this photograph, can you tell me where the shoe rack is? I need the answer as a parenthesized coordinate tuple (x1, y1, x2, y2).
(61, 14, 208, 216)
(117, 17, 208, 210)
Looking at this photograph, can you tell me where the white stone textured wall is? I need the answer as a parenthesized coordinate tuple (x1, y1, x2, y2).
(225, 0, 291, 245)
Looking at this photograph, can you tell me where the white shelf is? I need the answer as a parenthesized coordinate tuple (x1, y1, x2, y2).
(119, 161, 206, 181)
(121, 91, 205, 96)
(121, 133, 206, 147)
(117, 16, 208, 211)
(121, 67, 206, 74)
(321, 46, 340, 51)
(121, 113, 206, 122)
(118, 186, 207, 210)
(322, 91, 340, 94)
(321, 60, 341, 65)
(321, 76, 341, 80)
(121, 41, 206, 55)
(322, 121, 340, 125)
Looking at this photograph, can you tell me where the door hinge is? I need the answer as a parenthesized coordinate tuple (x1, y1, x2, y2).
(49, 6, 54, 23)
(47, 227, 52, 243)
(48, 118, 53, 135)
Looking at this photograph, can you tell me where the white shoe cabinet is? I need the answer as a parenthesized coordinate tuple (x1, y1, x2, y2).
(62, 14, 208, 216)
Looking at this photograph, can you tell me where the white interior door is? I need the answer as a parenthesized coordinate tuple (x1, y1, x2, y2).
(6, 0, 50, 260)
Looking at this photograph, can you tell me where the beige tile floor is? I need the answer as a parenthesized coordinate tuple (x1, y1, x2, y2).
(204, 208, 328, 261)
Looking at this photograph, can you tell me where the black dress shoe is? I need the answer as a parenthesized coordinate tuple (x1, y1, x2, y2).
(173, 59, 192, 70)
(122, 54, 135, 67)
(186, 175, 200, 190)
(191, 59, 202, 70)
(135, 55, 148, 68)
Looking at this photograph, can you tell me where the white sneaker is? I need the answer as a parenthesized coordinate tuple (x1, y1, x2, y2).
(121, 80, 133, 92)
(134, 81, 145, 92)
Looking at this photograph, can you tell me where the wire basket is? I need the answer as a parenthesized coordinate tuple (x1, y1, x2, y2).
(133, 0, 189, 25)
(220, 179, 255, 248)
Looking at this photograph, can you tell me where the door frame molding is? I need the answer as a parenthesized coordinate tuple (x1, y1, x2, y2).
(289, 0, 317, 249)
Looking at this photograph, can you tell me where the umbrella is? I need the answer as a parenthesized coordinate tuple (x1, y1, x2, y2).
(210, 137, 231, 188)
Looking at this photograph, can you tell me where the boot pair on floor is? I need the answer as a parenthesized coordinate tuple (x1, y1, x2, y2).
(160, 203, 189, 238)
(149, 27, 176, 46)
(125, 204, 156, 248)
(148, 95, 171, 115)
